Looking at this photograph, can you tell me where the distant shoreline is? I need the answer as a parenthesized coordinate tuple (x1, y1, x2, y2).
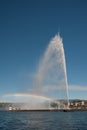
(0, 99, 87, 112)
(7, 109, 87, 112)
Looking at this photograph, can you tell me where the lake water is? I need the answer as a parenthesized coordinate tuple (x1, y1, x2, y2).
(0, 111, 87, 130)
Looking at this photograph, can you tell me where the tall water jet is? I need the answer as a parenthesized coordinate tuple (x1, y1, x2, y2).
(4, 33, 69, 110)
(35, 33, 69, 108)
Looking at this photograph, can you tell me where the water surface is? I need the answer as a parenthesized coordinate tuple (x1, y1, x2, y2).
(0, 111, 87, 130)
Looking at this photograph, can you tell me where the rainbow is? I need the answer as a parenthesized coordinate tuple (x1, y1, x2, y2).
(4, 93, 66, 107)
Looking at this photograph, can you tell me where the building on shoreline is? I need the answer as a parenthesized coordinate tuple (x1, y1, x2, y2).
(0, 100, 87, 110)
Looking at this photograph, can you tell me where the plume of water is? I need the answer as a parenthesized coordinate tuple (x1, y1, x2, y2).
(5, 33, 69, 110)
(35, 33, 69, 108)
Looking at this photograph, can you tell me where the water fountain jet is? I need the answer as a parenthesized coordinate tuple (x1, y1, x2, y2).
(34, 33, 69, 109)
(6, 33, 69, 110)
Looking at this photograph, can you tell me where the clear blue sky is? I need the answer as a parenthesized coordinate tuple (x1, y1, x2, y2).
(0, 0, 87, 100)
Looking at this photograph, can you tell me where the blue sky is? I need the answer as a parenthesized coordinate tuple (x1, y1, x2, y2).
(0, 0, 87, 100)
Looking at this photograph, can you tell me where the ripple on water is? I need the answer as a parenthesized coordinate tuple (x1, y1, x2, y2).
(0, 111, 87, 130)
